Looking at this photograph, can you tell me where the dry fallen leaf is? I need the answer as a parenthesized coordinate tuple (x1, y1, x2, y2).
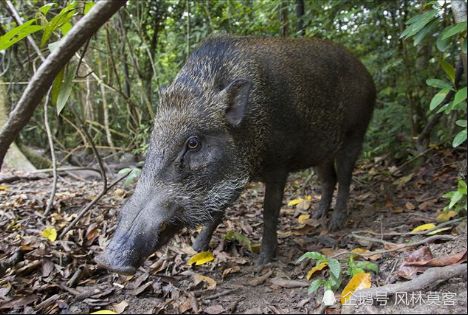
(193, 274, 217, 290)
(411, 223, 436, 233)
(113, 301, 128, 314)
(298, 214, 310, 224)
(436, 210, 457, 222)
(41, 227, 57, 242)
(340, 272, 371, 304)
(306, 262, 327, 280)
(187, 251, 215, 266)
(397, 246, 433, 279)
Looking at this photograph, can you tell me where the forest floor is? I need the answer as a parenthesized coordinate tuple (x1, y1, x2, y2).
(0, 148, 466, 314)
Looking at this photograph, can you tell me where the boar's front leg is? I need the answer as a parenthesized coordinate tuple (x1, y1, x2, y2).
(192, 214, 224, 252)
(257, 171, 288, 265)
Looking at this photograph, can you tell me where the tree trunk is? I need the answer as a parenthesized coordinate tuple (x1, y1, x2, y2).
(0, 79, 36, 172)
(280, 0, 289, 37)
(451, 0, 467, 76)
(295, 0, 305, 36)
(0, 0, 127, 170)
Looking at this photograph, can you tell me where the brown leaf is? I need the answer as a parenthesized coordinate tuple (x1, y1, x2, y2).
(204, 305, 225, 314)
(406, 249, 467, 267)
(0, 294, 38, 309)
(397, 247, 433, 279)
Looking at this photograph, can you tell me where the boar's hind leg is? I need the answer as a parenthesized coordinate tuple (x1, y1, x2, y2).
(257, 171, 288, 265)
(192, 214, 223, 252)
(312, 160, 337, 220)
(329, 136, 363, 231)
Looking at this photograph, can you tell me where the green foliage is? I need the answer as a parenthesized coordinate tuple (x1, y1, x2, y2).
(297, 251, 341, 292)
(443, 179, 467, 214)
(347, 255, 379, 277)
(0, 19, 43, 50)
(118, 167, 142, 187)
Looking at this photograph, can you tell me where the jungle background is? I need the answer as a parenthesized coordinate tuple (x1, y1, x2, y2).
(0, 0, 466, 314)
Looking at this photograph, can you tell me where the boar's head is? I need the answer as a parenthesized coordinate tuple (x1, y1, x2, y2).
(96, 78, 252, 274)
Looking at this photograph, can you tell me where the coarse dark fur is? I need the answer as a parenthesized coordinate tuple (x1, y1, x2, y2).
(97, 35, 376, 273)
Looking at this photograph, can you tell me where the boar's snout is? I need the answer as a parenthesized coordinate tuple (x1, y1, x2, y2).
(96, 199, 182, 275)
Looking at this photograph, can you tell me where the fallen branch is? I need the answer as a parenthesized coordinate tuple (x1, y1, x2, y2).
(341, 264, 467, 313)
(43, 90, 57, 216)
(59, 172, 129, 239)
(0, 0, 127, 170)
(332, 234, 457, 259)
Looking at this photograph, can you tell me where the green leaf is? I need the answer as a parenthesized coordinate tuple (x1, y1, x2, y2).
(39, 3, 56, 15)
(355, 261, 379, 274)
(449, 191, 463, 209)
(60, 22, 73, 36)
(0, 19, 44, 51)
(413, 20, 437, 46)
(440, 59, 456, 83)
(401, 10, 437, 39)
(118, 167, 141, 186)
(297, 252, 325, 263)
(452, 130, 467, 148)
(456, 120, 467, 128)
(458, 179, 467, 194)
(426, 78, 452, 90)
(51, 68, 65, 106)
(308, 279, 324, 294)
(84, 1, 95, 14)
(56, 62, 77, 116)
(327, 258, 341, 280)
(40, 2, 77, 48)
(224, 230, 253, 252)
(452, 87, 467, 107)
(441, 21, 467, 40)
(429, 88, 450, 111)
(436, 34, 450, 52)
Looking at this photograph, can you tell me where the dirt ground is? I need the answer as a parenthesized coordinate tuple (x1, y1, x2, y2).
(0, 148, 466, 314)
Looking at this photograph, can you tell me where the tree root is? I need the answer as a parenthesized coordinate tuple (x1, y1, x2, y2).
(341, 264, 467, 314)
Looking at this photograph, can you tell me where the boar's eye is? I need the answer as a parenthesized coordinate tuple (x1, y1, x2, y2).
(186, 136, 201, 151)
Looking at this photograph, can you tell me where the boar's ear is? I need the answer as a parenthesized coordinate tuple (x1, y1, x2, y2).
(223, 79, 252, 127)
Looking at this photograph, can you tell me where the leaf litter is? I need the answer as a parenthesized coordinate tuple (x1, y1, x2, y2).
(0, 149, 466, 313)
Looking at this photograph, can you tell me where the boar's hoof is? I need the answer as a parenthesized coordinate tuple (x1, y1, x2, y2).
(328, 211, 347, 232)
(256, 251, 276, 265)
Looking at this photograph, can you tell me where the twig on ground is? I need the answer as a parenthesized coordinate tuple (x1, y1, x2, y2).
(43, 90, 57, 216)
(332, 234, 457, 259)
(58, 172, 129, 238)
(341, 264, 467, 313)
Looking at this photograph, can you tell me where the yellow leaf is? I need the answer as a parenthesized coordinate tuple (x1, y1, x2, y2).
(436, 210, 457, 222)
(340, 272, 371, 304)
(298, 214, 310, 224)
(187, 251, 214, 266)
(91, 311, 117, 314)
(427, 227, 452, 235)
(411, 223, 436, 233)
(305, 195, 313, 201)
(288, 198, 304, 206)
(41, 227, 57, 242)
(0, 185, 8, 191)
(193, 273, 217, 289)
(306, 261, 327, 280)
(351, 248, 369, 255)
